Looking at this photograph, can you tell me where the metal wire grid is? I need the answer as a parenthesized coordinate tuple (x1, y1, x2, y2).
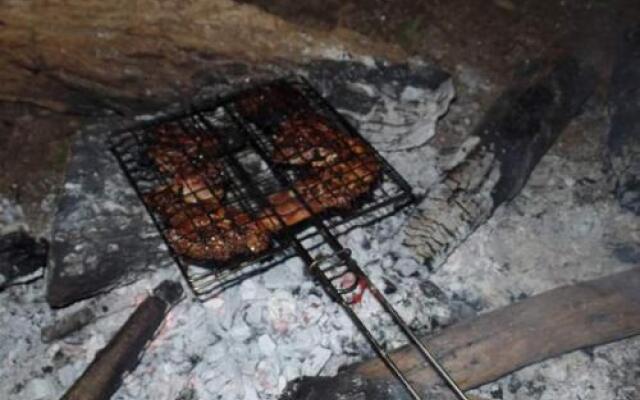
(109, 76, 414, 299)
(109, 77, 473, 400)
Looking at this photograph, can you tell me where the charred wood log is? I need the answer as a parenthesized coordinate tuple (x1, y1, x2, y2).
(60, 280, 183, 400)
(281, 267, 640, 399)
(607, 24, 640, 215)
(41, 307, 97, 344)
(404, 58, 597, 269)
(0, 230, 48, 291)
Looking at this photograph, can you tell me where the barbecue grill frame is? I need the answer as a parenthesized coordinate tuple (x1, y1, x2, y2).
(108, 75, 416, 299)
(108, 76, 472, 400)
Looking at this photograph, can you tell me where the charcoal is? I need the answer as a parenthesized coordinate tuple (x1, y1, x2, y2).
(279, 375, 414, 400)
(405, 58, 597, 269)
(0, 230, 48, 290)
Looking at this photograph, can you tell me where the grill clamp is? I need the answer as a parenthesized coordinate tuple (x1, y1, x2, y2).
(304, 224, 468, 400)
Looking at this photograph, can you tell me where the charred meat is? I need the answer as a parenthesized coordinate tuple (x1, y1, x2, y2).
(144, 102, 381, 263)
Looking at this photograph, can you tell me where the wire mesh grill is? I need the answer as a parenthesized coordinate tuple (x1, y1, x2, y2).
(109, 76, 414, 298)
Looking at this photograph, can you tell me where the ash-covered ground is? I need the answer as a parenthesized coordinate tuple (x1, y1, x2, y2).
(0, 56, 638, 400)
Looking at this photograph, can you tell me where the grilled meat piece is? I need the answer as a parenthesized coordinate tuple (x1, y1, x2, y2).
(145, 124, 263, 262)
(265, 150, 380, 226)
(146, 94, 382, 263)
(294, 153, 380, 210)
(172, 163, 225, 204)
(146, 124, 225, 205)
(267, 113, 381, 221)
(272, 114, 345, 168)
(166, 207, 275, 261)
(145, 186, 274, 262)
(148, 125, 219, 174)
(144, 163, 225, 208)
(145, 188, 219, 227)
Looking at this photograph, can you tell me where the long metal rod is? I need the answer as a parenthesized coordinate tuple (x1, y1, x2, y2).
(293, 244, 422, 400)
(339, 305, 424, 399)
(222, 104, 427, 398)
(364, 273, 469, 400)
(310, 223, 469, 400)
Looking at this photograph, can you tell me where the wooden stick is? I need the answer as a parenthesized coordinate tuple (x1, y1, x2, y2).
(281, 267, 640, 399)
(60, 280, 183, 400)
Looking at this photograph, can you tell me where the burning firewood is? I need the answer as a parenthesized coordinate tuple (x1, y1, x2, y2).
(404, 58, 597, 269)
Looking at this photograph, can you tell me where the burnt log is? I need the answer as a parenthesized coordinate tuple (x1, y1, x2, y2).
(404, 58, 597, 268)
(607, 24, 640, 215)
(0, 230, 48, 290)
(281, 267, 640, 400)
(60, 280, 183, 400)
(41, 307, 97, 344)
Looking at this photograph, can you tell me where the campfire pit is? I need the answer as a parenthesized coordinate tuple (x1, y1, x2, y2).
(17, 55, 633, 400)
(108, 76, 467, 399)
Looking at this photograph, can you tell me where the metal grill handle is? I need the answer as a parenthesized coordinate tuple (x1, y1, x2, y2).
(305, 240, 469, 400)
